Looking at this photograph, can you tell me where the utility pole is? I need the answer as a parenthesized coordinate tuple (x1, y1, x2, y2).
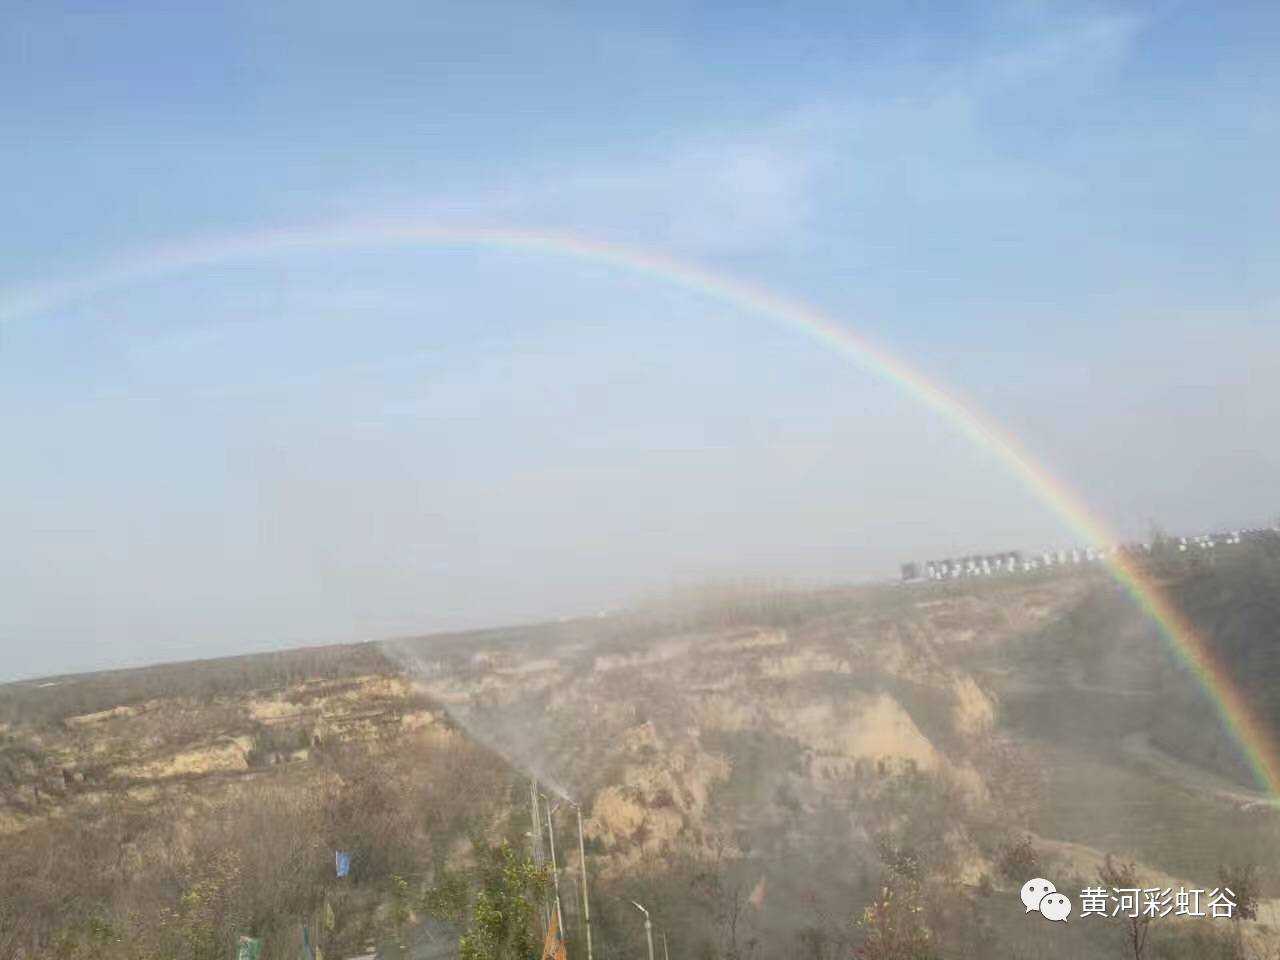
(573, 801, 593, 960)
(631, 901, 654, 960)
(542, 794, 565, 935)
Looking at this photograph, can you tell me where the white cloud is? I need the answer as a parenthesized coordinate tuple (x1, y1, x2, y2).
(336, 10, 1150, 265)
(974, 10, 1145, 89)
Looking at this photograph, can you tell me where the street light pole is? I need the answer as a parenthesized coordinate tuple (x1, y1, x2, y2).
(631, 901, 655, 960)
(572, 801, 593, 960)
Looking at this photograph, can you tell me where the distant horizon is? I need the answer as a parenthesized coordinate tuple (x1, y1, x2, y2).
(7, 507, 1272, 685)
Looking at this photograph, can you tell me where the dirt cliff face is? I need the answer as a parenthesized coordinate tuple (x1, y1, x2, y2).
(388, 578, 1087, 881)
(0, 673, 448, 834)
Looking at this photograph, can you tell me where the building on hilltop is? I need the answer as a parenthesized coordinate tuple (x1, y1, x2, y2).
(899, 520, 1280, 584)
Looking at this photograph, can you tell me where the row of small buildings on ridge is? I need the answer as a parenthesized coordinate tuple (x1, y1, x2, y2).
(900, 525, 1280, 582)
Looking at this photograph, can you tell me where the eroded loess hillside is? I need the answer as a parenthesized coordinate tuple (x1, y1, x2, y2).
(362, 579, 1083, 953)
(391, 579, 1083, 879)
(386, 571, 1280, 959)
(0, 651, 519, 960)
(3, 569, 1279, 959)
(1, 673, 439, 830)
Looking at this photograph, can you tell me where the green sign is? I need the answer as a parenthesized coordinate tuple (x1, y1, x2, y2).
(236, 935, 262, 960)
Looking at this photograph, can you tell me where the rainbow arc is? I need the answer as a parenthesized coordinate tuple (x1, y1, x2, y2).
(5, 220, 1277, 796)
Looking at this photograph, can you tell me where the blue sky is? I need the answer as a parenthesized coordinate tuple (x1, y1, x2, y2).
(2, 1, 1278, 678)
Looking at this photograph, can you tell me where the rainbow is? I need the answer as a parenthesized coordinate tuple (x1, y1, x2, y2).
(4, 220, 1278, 797)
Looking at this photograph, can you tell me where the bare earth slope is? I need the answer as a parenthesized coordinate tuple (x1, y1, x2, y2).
(3, 569, 1279, 959)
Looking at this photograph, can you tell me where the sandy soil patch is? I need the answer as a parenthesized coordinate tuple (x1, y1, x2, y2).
(129, 736, 254, 779)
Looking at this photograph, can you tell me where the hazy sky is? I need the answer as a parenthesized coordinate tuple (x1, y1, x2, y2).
(3, 1, 1278, 679)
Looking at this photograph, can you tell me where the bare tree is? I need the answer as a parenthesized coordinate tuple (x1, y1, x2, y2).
(1217, 863, 1260, 921)
(1098, 856, 1151, 960)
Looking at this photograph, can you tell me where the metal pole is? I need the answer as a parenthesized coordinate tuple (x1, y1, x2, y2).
(530, 779, 544, 866)
(531, 779, 549, 933)
(662, 931, 669, 960)
(542, 795, 565, 934)
(575, 802, 593, 960)
(631, 902, 654, 960)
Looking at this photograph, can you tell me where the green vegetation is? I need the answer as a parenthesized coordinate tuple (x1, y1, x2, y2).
(425, 842, 550, 960)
